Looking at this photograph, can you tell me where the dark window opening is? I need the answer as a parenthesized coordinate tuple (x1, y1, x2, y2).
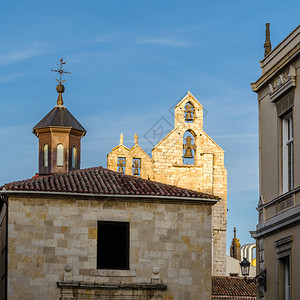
(97, 221, 129, 270)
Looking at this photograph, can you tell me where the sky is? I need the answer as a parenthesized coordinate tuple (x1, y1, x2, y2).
(0, 0, 299, 253)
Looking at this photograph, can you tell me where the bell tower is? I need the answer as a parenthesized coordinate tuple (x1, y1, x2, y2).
(33, 58, 86, 175)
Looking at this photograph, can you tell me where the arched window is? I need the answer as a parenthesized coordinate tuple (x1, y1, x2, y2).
(72, 146, 78, 168)
(43, 144, 48, 167)
(184, 102, 194, 123)
(183, 131, 196, 165)
(57, 144, 64, 166)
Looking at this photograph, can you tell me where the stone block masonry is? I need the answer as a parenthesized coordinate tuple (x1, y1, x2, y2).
(8, 195, 214, 299)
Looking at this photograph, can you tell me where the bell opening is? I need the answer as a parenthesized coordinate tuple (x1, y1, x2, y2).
(184, 102, 194, 123)
(117, 157, 126, 174)
(183, 131, 195, 165)
(132, 158, 141, 177)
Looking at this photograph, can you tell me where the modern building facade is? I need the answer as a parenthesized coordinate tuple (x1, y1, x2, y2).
(107, 91, 227, 276)
(251, 25, 300, 300)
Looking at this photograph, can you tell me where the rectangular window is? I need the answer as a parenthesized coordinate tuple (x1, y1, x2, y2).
(275, 236, 292, 300)
(282, 113, 293, 193)
(97, 221, 129, 270)
(278, 256, 291, 300)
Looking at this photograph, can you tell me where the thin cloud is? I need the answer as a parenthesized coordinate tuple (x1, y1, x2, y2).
(0, 43, 48, 65)
(136, 36, 191, 47)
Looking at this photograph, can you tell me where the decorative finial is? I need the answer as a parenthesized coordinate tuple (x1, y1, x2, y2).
(51, 58, 71, 106)
(120, 133, 124, 145)
(230, 227, 241, 260)
(264, 23, 272, 57)
(134, 133, 138, 145)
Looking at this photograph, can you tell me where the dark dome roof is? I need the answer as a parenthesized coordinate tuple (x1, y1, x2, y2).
(33, 106, 86, 135)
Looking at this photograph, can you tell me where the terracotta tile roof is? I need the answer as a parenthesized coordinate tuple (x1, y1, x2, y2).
(1, 167, 219, 200)
(33, 106, 86, 135)
(212, 276, 256, 300)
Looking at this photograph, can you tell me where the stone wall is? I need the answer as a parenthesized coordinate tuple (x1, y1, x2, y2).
(107, 92, 227, 275)
(7, 194, 213, 300)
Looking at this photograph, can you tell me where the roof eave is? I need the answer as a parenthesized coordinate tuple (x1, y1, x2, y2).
(33, 126, 86, 137)
(0, 189, 219, 205)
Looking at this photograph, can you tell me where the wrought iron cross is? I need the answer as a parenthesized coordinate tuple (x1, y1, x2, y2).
(51, 58, 71, 84)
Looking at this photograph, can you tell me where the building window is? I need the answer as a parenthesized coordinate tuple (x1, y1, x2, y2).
(282, 112, 293, 193)
(278, 256, 291, 300)
(275, 236, 293, 300)
(57, 144, 64, 167)
(132, 158, 141, 177)
(97, 221, 129, 270)
(43, 144, 48, 167)
(72, 146, 77, 168)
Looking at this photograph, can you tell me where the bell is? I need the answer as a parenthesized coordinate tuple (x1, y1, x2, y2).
(133, 167, 139, 176)
(185, 112, 193, 121)
(183, 147, 193, 158)
(119, 166, 124, 174)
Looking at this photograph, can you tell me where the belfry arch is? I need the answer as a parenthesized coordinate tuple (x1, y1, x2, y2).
(183, 130, 196, 165)
(184, 101, 195, 122)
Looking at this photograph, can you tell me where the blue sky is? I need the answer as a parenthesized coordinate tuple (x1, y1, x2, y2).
(1, 0, 299, 252)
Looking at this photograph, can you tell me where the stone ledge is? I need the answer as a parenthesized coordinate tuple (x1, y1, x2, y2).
(90, 269, 137, 277)
(172, 164, 199, 168)
(57, 281, 167, 291)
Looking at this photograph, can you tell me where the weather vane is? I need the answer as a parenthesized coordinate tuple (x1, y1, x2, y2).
(51, 58, 71, 84)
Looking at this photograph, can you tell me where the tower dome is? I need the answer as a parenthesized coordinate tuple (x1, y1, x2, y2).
(33, 59, 86, 175)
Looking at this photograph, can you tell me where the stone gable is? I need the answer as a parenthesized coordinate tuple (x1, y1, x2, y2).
(107, 92, 227, 275)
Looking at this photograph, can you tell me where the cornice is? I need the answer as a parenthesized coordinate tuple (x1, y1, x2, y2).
(251, 43, 300, 93)
(269, 65, 296, 102)
(251, 204, 300, 238)
(34, 126, 85, 137)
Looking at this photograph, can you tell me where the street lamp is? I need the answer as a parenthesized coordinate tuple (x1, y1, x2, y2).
(240, 258, 266, 290)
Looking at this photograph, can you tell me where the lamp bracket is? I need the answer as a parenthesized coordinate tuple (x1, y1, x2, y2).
(244, 269, 266, 291)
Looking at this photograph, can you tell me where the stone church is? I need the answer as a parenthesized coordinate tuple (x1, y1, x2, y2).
(107, 91, 227, 276)
(0, 64, 222, 299)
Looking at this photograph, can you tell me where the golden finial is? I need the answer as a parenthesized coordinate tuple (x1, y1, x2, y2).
(51, 58, 71, 106)
(134, 133, 138, 145)
(264, 23, 272, 57)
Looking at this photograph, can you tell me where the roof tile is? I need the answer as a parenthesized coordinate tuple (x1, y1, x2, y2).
(212, 276, 256, 299)
(1, 166, 219, 200)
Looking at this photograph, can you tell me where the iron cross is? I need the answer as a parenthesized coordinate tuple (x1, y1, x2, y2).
(51, 58, 71, 84)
